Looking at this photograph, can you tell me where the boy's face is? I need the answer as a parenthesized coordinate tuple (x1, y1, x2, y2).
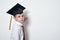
(14, 14, 25, 23)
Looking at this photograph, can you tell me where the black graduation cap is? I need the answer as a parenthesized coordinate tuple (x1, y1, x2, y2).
(6, 3, 25, 16)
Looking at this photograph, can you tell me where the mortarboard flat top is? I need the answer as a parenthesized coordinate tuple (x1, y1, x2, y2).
(6, 3, 25, 16)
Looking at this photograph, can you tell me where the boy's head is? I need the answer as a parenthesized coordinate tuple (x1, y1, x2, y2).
(14, 13, 25, 23)
(6, 3, 26, 23)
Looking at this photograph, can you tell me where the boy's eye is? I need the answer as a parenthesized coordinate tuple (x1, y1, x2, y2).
(18, 16, 20, 17)
(22, 15, 24, 17)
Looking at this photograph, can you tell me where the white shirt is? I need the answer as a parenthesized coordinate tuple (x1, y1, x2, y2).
(10, 19, 23, 40)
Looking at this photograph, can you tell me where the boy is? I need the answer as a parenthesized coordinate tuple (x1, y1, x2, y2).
(6, 3, 26, 40)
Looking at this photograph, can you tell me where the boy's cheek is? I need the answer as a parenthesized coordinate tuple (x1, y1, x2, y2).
(18, 18, 24, 21)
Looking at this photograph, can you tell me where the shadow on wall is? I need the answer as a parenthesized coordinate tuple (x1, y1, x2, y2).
(24, 10, 30, 40)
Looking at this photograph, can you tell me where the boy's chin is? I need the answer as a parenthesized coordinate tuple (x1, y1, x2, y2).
(19, 21, 24, 23)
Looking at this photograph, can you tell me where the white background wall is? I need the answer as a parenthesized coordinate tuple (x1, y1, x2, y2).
(0, 0, 60, 40)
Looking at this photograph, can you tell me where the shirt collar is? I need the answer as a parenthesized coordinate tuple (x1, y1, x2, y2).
(14, 20, 23, 26)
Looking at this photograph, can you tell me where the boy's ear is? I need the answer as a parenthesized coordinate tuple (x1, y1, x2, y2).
(14, 16, 16, 19)
(24, 17, 27, 21)
(14, 16, 17, 20)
